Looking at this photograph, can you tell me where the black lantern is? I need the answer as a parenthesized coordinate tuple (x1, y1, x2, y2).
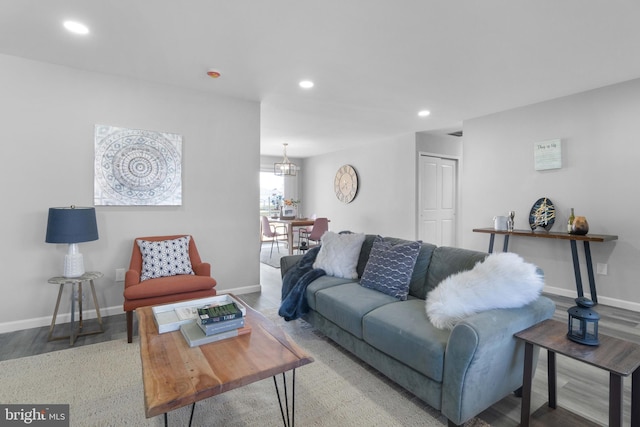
(567, 297, 600, 346)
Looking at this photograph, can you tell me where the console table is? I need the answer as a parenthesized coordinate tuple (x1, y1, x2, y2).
(473, 228, 618, 304)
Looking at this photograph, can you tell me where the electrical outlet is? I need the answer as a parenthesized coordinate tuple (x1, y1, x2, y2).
(596, 263, 608, 275)
(115, 268, 126, 282)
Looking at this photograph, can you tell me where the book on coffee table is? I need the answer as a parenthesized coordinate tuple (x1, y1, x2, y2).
(197, 302, 244, 324)
(180, 322, 251, 348)
(198, 317, 245, 336)
(152, 294, 247, 333)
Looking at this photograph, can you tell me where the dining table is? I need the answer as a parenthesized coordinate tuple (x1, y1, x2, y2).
(268, 217, 316, 255)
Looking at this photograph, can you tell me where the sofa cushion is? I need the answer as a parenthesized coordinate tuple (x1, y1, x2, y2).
(315, 283, 397, 339)
(360, 236, 422, 300)
(137, 236, 194, 281)
(425, 246, 487, 294)
(305, 275, 355, 310)
(426, 252, 544, 329)
(363, 299, 450, 382)
(313, 231, 366, 279)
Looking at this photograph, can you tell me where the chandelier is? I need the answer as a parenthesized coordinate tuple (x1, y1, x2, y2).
(274, 143, 297, 176)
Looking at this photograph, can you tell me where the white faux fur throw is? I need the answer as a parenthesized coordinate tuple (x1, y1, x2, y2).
(425, 252, 544, 330)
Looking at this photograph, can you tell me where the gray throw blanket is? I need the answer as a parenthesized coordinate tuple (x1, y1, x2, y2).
(279, 246, 326, 321)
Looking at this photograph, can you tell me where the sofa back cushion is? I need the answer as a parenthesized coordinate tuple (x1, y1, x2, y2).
(356, 235, 436, 300)
(424, 246, 488, 297)
(409, 242, 437, 299)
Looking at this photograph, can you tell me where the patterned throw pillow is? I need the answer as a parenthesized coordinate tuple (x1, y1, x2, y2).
(137, 236, 195, 282)
(360, 236, 422, 300)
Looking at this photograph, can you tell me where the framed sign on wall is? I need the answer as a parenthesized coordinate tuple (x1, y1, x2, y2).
(534, 139, 562, 171)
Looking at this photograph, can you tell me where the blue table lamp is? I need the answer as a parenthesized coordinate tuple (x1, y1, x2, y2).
(46, 206, 99, 277)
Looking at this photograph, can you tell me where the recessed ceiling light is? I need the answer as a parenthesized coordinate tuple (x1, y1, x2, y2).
(299, 80, 314, 89)
(418, 110, 431, 117)
(63, 20, 89, 35)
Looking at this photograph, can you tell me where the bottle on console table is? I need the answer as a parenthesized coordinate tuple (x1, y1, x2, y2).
(567, 207, 575, 233)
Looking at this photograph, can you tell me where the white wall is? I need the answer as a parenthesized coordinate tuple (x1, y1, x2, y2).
(461, 78, 640, 311)
(0, 54, 261, 332)
(301, 135, 417, 239)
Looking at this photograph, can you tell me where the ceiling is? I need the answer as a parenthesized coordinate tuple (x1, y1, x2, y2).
(2, 1, 640, 158)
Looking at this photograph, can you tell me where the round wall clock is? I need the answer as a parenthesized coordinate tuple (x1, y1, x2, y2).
(334, 164, 358, 203)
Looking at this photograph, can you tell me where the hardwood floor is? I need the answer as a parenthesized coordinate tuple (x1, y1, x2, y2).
(0, 263, 282, 362)
(1, 259, 639, 426)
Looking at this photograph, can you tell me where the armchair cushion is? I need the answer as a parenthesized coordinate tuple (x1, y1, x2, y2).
(137, 236, 194, 281)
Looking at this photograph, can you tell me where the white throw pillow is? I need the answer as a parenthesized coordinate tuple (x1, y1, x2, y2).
(313, 231, 366, 279)
(425, 252, 544, 329)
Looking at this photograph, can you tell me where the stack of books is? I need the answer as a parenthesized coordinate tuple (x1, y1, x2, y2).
(179, 300, 251, 347)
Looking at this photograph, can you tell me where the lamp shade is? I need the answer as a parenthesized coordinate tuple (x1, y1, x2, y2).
(46, 206, 99, 244)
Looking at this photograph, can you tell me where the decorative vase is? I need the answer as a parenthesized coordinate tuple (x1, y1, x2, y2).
(571, 216, 589, 235)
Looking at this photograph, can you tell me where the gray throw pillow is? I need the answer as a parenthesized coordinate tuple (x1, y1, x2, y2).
(360, 236, 422, 300)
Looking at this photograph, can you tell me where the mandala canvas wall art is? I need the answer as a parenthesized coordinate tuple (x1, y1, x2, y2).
(94, 125, 183, 206)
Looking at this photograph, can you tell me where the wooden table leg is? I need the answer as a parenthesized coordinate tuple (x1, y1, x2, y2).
(548, 350, 557, 408)
(609, 373, 623, 427)
(632, 368, 639, 427)
(521, 342, 534, 427)
(488, 233, 495, 253)
(69, 282, 76, 346)
(583, 241, 598, 303)
(89, 280, 104, 329)
(48, 283, 65, 341)
(287, 225, 294, 255)
(569, 240, 585, 298)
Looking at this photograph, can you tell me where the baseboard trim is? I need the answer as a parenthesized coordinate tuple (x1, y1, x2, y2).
(0, 305, 125, 334)
(0, 284, 264, 334)
(544, 285, 640, 313)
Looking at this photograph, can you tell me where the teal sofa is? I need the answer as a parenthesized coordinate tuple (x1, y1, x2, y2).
(280, 235, 555, 426)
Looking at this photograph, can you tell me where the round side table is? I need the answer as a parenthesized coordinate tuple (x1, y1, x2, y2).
(47, 271, 104, 346)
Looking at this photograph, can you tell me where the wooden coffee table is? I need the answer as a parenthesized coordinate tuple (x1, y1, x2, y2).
(137, 295, 314, 426)
(515, 319, 640, 427)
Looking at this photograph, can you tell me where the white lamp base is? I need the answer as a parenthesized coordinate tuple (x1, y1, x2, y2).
(64, 243, 85, 278)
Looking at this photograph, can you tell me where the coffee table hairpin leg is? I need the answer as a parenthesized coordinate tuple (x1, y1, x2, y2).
(164, 402, 195, 427)
(161, 370, 296, 427)
(274, 370, 296, 427)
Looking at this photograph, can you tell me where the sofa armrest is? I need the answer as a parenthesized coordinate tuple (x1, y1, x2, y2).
(280, 255, 304, 278)
(192, 262, 211, 277)
(440, 296, 555, 425)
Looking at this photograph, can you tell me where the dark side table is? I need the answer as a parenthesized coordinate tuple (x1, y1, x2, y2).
(48, 271, 104, 346)
(515, 319, 640, 427)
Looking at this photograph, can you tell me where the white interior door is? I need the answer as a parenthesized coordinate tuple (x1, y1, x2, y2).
(418, 155, 457, 246)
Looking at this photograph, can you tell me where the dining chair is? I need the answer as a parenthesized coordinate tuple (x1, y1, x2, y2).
(261, 216, 287, 256)
(299, 217, 329, 249)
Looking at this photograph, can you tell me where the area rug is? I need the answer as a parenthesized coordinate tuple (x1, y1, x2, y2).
(0, 311, 490, 427)
(260, 243, 288, 268)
